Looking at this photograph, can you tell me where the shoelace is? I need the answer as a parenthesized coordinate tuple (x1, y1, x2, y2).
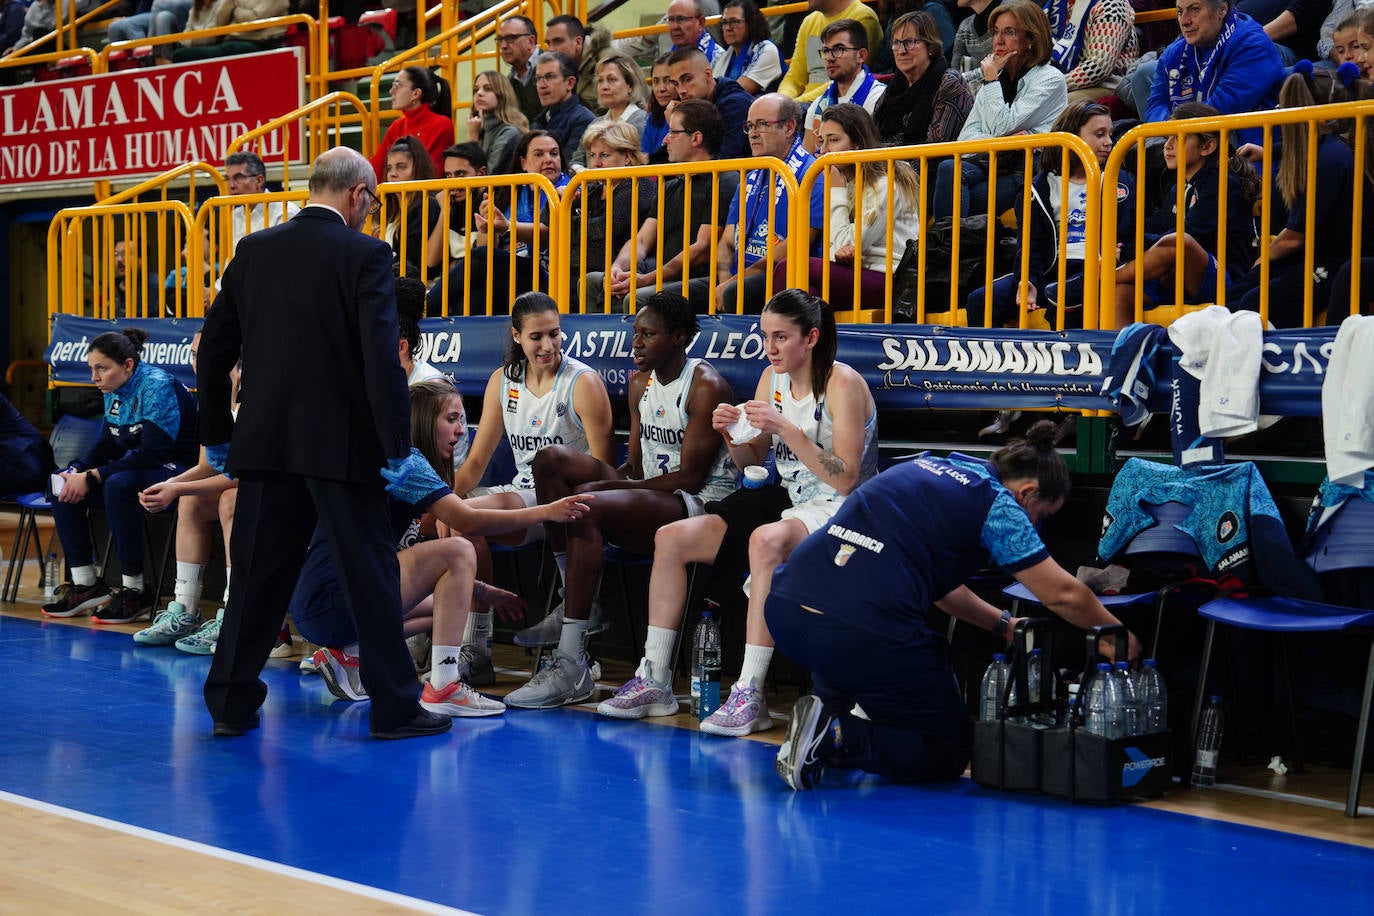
(613, 676, 649, 698)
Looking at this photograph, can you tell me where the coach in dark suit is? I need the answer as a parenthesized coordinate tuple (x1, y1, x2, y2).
(197, 147, 450, 740)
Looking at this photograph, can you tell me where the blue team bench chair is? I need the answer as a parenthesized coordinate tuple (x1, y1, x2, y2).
(3, 491, 53, 602)
(1192, 497, 1374, 817)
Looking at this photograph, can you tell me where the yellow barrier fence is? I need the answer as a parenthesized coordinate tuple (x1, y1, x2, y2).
(225, 91, 372, 190)
(1102, 99, 1373, 330)
(192, 189, 310, 314)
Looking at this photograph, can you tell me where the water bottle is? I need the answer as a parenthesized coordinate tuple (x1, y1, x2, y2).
(1192, 695, 1224, 786)
(1084, 662, 1117, 736)
(44, 552, 60, 598)
(1008, 648, 1046, 724)
(1114, 661, 1141, 736)
(979, 653, 1010, 721)
(1137, 658, 1168, 733)
(692, 607, 722, 720)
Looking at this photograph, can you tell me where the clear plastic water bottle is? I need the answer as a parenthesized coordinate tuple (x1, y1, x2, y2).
(1114, 661, 1141, 736)
(979, 653, 1010, 721)
(1192, 695, 1224, 786)
(692, 607, 722, 720)
(44, 552, 60, 598)
(1137, 658, 1168, 733)
(1008, 648, 1046, 724)
(1084, 662, 1121, 736)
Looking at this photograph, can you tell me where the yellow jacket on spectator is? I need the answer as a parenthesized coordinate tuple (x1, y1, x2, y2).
(778, 1, 883, 103)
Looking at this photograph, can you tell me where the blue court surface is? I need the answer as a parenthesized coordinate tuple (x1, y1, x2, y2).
(3, 613, 1372, 914)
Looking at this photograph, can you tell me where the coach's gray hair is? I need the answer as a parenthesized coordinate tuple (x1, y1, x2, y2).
(308, 147, 374, 194)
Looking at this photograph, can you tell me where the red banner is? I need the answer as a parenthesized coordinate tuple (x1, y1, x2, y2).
(0, 48, 305, 188)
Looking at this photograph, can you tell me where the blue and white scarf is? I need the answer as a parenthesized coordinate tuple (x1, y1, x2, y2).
(1167, 8, 1240, 108)
(1046, 0, 1099, 72)
(821, 65, 879, 109)
(722, 40, 757, 82)
(740, 137, 811, 262)
(694, 29, 723, 66)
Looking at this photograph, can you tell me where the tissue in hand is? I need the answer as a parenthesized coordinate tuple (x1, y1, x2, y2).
(727, 403, 762, 445)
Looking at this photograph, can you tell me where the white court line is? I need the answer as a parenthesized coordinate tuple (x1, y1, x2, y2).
(0, 790, 478, 915)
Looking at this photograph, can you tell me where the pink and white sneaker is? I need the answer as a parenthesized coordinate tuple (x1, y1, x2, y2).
(596, 660, 679, 719)
(420, 679, 505, 717)
(699, 681, 774, 737)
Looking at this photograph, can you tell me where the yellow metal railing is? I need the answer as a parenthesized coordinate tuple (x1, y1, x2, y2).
(551, 158, 801, 315)
(192, 189, 308, 311)
(1102, 100, 1372, 330)
(47, 200, 195, 321)
(0, 0, 123, 60)
(225, 91, 370, 190)
(97, 161, 225, 207)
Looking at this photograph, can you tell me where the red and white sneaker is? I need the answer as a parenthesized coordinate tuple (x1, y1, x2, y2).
(315, 647, 367, 702)
(420, 679, 506, 717)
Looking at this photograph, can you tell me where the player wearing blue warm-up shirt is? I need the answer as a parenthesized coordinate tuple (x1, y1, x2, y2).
(767, 420, 1141, 791)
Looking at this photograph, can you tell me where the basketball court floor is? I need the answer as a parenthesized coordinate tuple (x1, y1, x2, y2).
(2, 606, 1373, 914)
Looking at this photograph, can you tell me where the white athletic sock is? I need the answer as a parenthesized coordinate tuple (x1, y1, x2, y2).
(739, 644, 774, 690)
(122, 573, 145, 592)
(431, 644, 462, 690)
(463, 611, 493, 656)
(643, 625, 677, 685)
(554, 551, 569, 587)
(173, 561, 205, 611)
(557, 617, 590, 662)
(71, 564, 97, 587)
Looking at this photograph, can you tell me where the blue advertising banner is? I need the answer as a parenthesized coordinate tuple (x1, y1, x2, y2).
(45, 313, 1339, 417)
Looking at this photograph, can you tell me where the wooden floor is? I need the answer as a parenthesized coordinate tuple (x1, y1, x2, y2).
(3, 507, 1373, 913)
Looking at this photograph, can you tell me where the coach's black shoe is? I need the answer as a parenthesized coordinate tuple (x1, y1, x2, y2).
(212, 711, 260, 737)
(370, 708, 452, 740)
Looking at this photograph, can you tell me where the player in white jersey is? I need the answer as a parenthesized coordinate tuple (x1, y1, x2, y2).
(454, 293, 614, 528)
(504, 292, 739, 709)
(598, 289, 877, 730)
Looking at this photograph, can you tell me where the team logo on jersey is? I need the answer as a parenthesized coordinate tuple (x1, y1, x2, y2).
(556, 402, 567, 418)
(833, 544, 856, 567)
(1217, 510, 1239, 543)
(506, 388, 519, 412)
(655, 405, 667, 418)
(530, 417, 543, 428)
(1101, 510, 1114, 536)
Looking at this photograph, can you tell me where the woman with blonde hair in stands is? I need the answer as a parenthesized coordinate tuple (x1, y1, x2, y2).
(466, 69, 529, 175)
(573, 119, 657, 308)
(594, 51, 650, 133)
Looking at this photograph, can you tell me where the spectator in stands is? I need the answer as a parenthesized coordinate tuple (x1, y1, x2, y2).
(381, 135, 440, 280)
(1136, 0, 1285, 145)
(594, 51, 650, 133)
(779, 0, 885, 102)
(707, 94, 827, 314)
(290, 376, 591, 711)
(667, 47, 753, 158)
(170, 0, 289, 62)
(497, 14, 542, 123)
(1227, 68, 1371, 327)
(1327, 9, 1366, 67)
(614, 0, 724, 63)
(165, 226, 215, 311)
(11, 0, 100, 53)
(874, 10, 974, 146)
(133, 330, 239, 654)
(43, 328, 198, 624)
(769, 423, 1139, 791)
(0, 383, 52, 497)
(111, 237, 162, 319)
(951, 0, 1006, 90)
(106, 0, 192, 56)
(1353, 7, 1374, 78)
(368, 65, 453, 181)
(1046, 0, 1139, 102)
(506, 293, 739, 706)
(795, 104, 920, 314)
(0, 0, 26, 56)
(1111, 102, 1261, 327)
(590, 99, 740, 311)
(642, 53, 679, 163)
(425, 142, 486, 274)
(465, 70, 527, 176)
(224, 151, 300, 254)
(451, 293, 615, 559)
(532, 51, 597, 172)
(802, 19, 888, 152)
(478, 130, 568, 262)
(570, 121, 657, 309)
(545, 14, 613, 114)
(933, 0, 1067, 218)
(717, 0, 784, 94)
(604, 289, 877, 736)
(966, 100, 1133, 328)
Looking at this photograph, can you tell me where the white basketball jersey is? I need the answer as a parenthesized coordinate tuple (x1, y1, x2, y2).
(770, 364, 879, 505)
(503, 356, 593, 489)
(638, 358, 738, 501)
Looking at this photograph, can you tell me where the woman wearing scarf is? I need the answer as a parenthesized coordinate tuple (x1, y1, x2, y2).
(874, 10, 975, 146)
(1045, 0, 1140, 102)
(1143, 0, 1284, 145)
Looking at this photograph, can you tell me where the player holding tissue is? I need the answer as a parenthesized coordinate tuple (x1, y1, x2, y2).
(598, 289, 878, 734)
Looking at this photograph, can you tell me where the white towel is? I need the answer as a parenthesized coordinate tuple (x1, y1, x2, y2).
(1323, 315, 1374, 487)
(1168, 306, 1265, 437)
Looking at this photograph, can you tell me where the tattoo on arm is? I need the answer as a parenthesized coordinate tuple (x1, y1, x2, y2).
(817, 450, 846, 478)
